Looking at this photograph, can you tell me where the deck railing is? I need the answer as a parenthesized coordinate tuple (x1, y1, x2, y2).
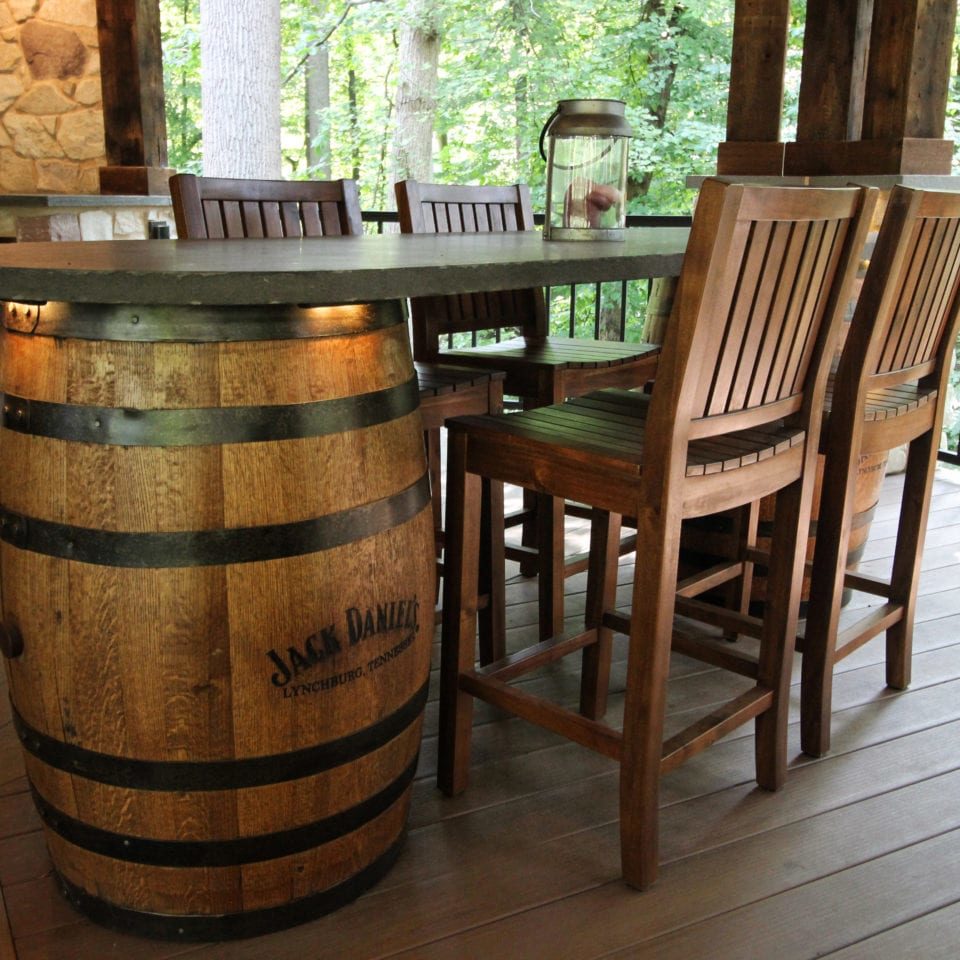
(360, 209, 960, 465)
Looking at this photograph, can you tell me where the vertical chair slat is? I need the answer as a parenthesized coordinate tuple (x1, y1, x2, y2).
(201, 199, 225, 238)
(708, 220, 771, 414)
(280, 200, 302, 236)
(787, 217, 845, 396)
(300, 201, 322, 235)
(260, 201, 284, 237)
(883, 217, 937, 372)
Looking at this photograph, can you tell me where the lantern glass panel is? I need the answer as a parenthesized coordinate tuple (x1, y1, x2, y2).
(546, 135, 629, 239)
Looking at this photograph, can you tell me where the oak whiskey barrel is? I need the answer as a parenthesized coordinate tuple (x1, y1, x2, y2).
(0, 298, 435, 940)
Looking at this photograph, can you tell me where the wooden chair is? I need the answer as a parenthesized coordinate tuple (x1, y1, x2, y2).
(800, 185, 960, 757)
(169, 173, 364, 237)
(169, 173, 507, 655)
(438, 178, 876, 889)
(395, 179, 662, 646)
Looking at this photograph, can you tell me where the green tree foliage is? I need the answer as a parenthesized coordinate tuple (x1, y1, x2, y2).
(160, 0, 732, 213)
(160, 1, 960, 210)
(160, 0, 202, 173)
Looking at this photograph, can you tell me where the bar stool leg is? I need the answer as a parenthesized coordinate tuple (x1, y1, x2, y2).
(755, 477, 808, 789)
(801, 430, 861, 758)
(885, 432, 938, 690)
(619, 505, 678, 891)
(580, 510, 621, 720)
(438, 428, 482, 796)
(477, 475, 506, 665)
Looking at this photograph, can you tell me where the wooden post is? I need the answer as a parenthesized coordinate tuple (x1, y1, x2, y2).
(860, 0, 955, 169)
(96, 0, 173, 195)
(785, 0, 955, 175)
(716, 0, 791, 175)
(795, 0, 872, 143)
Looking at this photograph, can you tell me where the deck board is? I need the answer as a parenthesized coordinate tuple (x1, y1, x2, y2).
(820, 901, 960, 959)
(2, 466, 960, 959)
(0, 885, 14, 960)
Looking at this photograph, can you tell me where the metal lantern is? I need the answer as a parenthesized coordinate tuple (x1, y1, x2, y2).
(539, 99, 633, 241)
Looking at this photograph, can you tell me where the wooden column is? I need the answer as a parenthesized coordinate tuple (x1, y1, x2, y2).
(795, 0, 872, 143)
(717, 0, 791, 175)
(784, 0, 955, 175)
(860, 0, 955, 169)
(96, 0, 173, 194)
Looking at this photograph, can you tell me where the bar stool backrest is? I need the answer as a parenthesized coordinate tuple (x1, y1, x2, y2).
(844, 186, 960, 391)
(170, 173, 363, 239)
(643, 179, 877, 479)
(395, 179, 548, 359)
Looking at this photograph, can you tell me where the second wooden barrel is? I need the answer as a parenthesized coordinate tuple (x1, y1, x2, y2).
(0, 298, 435, 940)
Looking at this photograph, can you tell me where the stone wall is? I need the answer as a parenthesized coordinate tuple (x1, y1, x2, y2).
(0, 0, 104, 195)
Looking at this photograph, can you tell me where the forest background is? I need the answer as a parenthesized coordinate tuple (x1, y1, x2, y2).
(159, 0, 960, 217)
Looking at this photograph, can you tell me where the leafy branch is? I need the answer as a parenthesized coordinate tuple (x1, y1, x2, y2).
(283, 0, 388, 85)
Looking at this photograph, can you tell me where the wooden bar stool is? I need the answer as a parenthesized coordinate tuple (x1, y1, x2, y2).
(800, 185, 960, 757)
(169, 173, 507, 658)
(395, 179, 661, 651)
(438, 178, 875, 889)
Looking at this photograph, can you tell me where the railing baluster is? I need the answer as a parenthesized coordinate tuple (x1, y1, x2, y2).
(620, 280, 628, 341)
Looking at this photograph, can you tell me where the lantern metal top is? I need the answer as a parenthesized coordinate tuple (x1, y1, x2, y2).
(544, 99, 633, 140)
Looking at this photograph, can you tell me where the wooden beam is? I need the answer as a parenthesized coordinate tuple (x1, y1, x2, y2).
(724, 0, 791, 143)
(718, 0, 791, 174)
(862, 0, 956, 141)
(784, 137, 953, 176)
(796, 0, 873, 142)
(716, 141, 786, 176)
(96, 0, 172, 194)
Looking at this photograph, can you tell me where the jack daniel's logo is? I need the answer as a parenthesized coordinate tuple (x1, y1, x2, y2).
(265, 596, 420, 697)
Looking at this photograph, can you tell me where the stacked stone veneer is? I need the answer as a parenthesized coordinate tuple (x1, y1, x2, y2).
(0, 0, 174, 238)
(0, 0, 104, 194)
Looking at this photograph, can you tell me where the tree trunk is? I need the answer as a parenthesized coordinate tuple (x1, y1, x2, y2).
(201, 0, 281, 178)
(347, 59, 361, 182)
(510, 0, 532, 171)
(306, 39, 331, 177)
(391, 0, 440, 184)
(628, 0, 682, 202)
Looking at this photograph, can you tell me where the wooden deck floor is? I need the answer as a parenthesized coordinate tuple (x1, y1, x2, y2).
(2, 467, 960, 960)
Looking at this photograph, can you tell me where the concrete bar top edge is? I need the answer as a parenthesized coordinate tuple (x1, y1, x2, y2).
(0, 230, 689, 305)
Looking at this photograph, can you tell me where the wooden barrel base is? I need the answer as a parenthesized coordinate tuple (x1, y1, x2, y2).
(55, 832, 405, 941)
(1, 298, 435, 936)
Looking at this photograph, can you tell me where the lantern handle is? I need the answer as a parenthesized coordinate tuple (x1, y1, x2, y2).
(538, 106, 560, 162)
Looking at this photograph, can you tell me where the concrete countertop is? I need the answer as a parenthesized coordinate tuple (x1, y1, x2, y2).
(0, 229, 689, 306)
